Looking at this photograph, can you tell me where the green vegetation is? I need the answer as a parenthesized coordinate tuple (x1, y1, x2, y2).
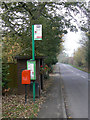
(58, 33, 89, 73)
(58, 2, 89, 72)
(1, 2, 87, 65)
(1, 2, 67, 65)
(1, 2, 89, 119)
(72, 32, 89, 72)
(2, 64, 10, 89)
(69, 64, 88, 73)
(1, 2, 89, 92)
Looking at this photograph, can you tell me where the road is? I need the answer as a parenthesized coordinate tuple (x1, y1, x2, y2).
(59, 63, 88, 118)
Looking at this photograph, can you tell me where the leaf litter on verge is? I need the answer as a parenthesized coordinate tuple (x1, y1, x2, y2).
(2, 77, 53, 118)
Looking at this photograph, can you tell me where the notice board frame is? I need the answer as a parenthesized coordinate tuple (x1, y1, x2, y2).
(27, 60, 36, 80)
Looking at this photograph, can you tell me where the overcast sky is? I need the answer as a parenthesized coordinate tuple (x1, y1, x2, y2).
(63, 29, 82, 57)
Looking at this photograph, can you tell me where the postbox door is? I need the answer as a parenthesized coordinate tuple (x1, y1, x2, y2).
(22, 70, 31, 84)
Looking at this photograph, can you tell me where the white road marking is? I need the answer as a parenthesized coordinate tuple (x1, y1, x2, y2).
(62, 64, 88, 80)
(77, 73, 86, 78)
(81, 76, 86, 79)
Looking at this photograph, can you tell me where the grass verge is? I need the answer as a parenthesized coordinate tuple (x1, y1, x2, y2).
(69, 64, 88, 73)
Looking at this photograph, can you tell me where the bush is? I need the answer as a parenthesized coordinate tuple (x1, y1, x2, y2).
(2, 64, 10, 89)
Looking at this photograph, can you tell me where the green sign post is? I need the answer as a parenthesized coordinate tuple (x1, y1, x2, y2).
(31, 24, 42, 102)
(32, 25, 35, 102)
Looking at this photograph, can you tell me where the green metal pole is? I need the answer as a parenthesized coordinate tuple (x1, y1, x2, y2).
(32, 25, 35, 60)
(33, 81, 35, 101)
(32, 25, 35, 102)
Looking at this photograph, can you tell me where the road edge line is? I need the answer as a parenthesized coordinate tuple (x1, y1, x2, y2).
(59, 66, 67, 119)
(61, 81, 67, 118)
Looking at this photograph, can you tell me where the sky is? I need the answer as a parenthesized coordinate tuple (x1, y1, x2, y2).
(63, 29, 82, 57)
(56, 2, 88, 57)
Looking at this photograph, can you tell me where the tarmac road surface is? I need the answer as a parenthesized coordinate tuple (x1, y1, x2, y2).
(59, 63, 88, 118)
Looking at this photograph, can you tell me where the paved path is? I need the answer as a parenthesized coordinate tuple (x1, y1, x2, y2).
(0, 96, 2, 119)
(59, 63, 88, 118)
(37, 65, 66, 118)
(88, 81, 90, 120)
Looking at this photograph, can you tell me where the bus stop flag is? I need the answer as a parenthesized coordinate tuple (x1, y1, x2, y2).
(34, 24, 42, 40)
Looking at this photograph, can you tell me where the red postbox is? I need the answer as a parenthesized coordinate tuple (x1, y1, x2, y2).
(22, 70, 31, 84)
